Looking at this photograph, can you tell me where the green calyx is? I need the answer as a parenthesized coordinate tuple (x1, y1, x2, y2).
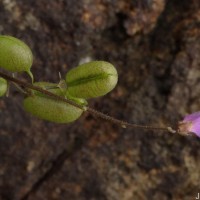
(31, 82, 64, 97)
(65, 90, 88, 106)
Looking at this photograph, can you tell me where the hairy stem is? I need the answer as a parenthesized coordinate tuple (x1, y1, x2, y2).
(0, 71, 176, 133)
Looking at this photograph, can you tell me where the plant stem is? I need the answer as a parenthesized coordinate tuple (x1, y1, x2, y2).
(0, 71, 176, 133)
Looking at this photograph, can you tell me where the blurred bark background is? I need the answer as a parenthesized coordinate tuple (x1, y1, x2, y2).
(0, 0, 200, 199)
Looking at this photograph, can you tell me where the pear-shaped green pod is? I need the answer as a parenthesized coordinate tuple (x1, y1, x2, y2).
(0, 77, 8, 97)
(23, 82, 85, 123)
(0, 35, 33, 81)
(65, 61, 118, 99)
(23, 96, 83, 123)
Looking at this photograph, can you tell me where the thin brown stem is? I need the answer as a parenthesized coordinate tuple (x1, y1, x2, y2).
(0, 71, 176, 133)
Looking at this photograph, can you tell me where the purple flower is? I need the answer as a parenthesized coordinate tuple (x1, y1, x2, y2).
(178, 111, 200, 137)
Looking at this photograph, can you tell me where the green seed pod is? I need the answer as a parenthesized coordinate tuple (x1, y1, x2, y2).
(23, 82, 85, 123)
(0, 77, 8, 97)
(23, 96, 83, 123)
(0, 35, 33, 81)
(65, 61, 118, 99)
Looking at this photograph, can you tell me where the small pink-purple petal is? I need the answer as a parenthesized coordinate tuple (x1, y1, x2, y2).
(183, 111, 200, 122)
(189, 118, 200, 137)
(178, 111, 200, 137)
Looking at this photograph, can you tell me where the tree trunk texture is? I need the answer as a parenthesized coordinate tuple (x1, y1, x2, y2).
(0, 0, 200, 200)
